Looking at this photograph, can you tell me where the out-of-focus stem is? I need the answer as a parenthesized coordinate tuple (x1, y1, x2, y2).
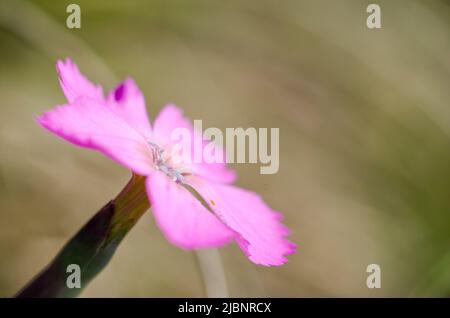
(195, 249, 229, 298)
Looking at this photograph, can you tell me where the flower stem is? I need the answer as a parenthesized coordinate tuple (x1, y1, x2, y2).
(109, 174, 149, 243)
(15, 174, 149, 298)
(195, 249, 229, 297)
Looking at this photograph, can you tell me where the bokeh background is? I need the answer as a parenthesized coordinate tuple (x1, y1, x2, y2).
(0, 0, 449, 297)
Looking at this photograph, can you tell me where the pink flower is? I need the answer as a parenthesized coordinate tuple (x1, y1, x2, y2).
(37, 59, 296, 266)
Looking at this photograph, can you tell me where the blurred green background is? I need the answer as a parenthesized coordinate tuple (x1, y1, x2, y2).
(0, 0, 449, 297)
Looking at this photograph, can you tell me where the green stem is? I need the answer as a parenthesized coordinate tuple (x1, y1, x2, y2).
(15, 174, 149, 298)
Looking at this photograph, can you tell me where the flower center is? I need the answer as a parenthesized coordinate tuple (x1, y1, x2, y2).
(148, 142, 187, 183)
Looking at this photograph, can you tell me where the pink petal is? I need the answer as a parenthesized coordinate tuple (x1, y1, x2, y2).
(189, 178, 296, 266)
(57, 59, 152, 140)
(146, 171, 236, 249)
(56, 58, 104, 103)
(37, 96, 154, 176)
(152, 104, 236, 183)
(106, 78, 152, 139)
(152, 104, 190, 146)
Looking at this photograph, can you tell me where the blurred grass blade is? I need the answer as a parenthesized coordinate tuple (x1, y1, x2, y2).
(15, 174, 149, 298)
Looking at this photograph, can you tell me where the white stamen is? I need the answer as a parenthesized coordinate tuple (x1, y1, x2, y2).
(148, 141, 188, 183)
